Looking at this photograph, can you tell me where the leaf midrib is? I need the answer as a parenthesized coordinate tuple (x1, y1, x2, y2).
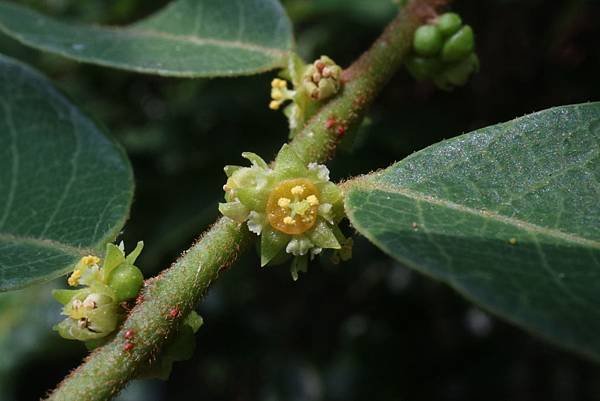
(346, 180, 600, 250)
(0, 233, 92, 257)
(0, 1, 290, 58)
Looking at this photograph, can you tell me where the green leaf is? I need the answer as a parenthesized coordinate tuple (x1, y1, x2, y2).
(344, 103, 600, 360)
(0, 0, 293, 77)
(0, 55, 133, 291)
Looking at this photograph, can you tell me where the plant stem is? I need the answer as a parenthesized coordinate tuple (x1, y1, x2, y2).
(46, 1, 447, 400)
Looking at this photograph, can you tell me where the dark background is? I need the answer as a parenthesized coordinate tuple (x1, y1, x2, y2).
(1, 0, 600, 400)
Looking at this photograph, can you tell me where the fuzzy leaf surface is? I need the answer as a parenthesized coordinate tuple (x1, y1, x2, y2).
(0, 0, 293, 77)
(0, 55, 133, 291)
(345, 103, 600, 360)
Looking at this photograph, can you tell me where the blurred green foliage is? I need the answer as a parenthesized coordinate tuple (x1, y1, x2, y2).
(1, 0, 600, 400)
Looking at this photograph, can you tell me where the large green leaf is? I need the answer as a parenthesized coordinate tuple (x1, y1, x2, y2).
(0, 0, 293, 77)
(344, 103, 600, 360)
(0, 55, 133, 291)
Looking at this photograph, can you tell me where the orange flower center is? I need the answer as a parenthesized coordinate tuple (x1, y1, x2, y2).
(266, 178, 320, 235)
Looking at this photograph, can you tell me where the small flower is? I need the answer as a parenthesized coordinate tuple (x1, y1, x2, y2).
(219, 144, 351, 280)
(53, 241, 145, 342)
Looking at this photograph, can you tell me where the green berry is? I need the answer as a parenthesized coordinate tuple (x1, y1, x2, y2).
(436, 13, 462, 37)
(413, 25, 443, 57)
(107, 263, 144, 302)
(405, 56, 442, 81)
(441, 25, 475, 63)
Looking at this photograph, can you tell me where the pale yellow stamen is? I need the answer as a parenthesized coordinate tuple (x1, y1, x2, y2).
(271, 88, 284, 100)
(306, 195, 319, 206)
(68, 269, 81, 287)
(269, 100, 282, 110)
(291, 185, 304, 196)
(278, 197, 291, 208)
(283, 216, 296, 225)
(271, 78, 287, 89)
(81, 255, 100, 266)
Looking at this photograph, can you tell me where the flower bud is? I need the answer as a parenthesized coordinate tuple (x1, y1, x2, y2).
(413, 25, 443, 57)
(441, 25, 475, 63)
(436, 12, 462, 37)
(302, 56, 342, 101)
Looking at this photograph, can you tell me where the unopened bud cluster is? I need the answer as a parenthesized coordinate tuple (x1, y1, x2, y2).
(405, 13, 478, 90)
(302, 56, 342, 100)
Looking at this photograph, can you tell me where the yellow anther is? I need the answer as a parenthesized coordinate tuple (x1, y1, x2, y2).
(81, 255, 100, 266)
(68, 269, 82, 287)
(306, 195, 319, 206)
(271, 78, 287, 89)
(283, 216, 296, 225)
(269, 100, 282, 110)
(291, 185, 304, 196)
(271, 88, 284, 100)
(277, 197, 291, 208)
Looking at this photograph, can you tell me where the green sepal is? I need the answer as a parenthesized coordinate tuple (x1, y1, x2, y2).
(54, 301, 120, 341)
(102, 243, 126, 277)
(441, 25, 475, 63)
(274, 144, 306, 175)
(290, 255, 309, 281)
(261, 227, 290, 266)
(125, 241, 144, 264)
(52, 289, 80, 305)
(436, 12, 462, 37)
(308, 221, 341, 250)
(236, 186, 269, 212)
(219, 201, 250, 223)
(54, 319, 105, 342)
(184, 311, 204, 332)
(85, 302, 120, 333)
(277, 53, 306, 85)
(286, 52, 308, 87)
(413, 25, 443, 57)
(241, 152, 269, 169)
(224, 165, 242, 177)
(318, 182, 342, 207)
(138, 312, 203, 380)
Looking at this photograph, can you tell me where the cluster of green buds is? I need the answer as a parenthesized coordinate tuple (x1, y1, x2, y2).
(405, 12, 478, 90)
(269, 55, 343, 136)
(53, 242, 144, 342)
(219, 144, 351, 280)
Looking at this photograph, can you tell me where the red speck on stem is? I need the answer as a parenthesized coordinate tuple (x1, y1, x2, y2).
(337, 125, 346, 137)
(325, 117, 336, 129)
(169, 307, 180, 319)
(123, 342, 134, 352)
(124, 330, 135, 340)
